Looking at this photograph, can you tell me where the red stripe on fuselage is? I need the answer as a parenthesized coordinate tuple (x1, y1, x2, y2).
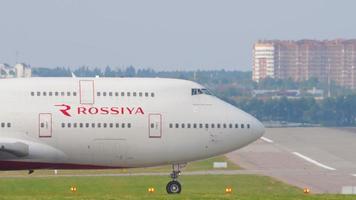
(0, 160, 123, 170)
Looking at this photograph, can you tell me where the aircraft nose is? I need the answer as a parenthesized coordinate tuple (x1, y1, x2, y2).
(254, 118, 265, 139)
(245, 113, 265, 141)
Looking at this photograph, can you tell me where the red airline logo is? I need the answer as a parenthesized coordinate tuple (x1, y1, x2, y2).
(55, 104, 145, 117)
(55, 104, 72, 117)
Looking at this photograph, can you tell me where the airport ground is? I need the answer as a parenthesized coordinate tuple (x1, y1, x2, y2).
(228, 127, 356, 194)
(1, 127, 356, 199)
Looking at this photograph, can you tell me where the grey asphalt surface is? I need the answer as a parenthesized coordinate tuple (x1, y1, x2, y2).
(227, 127, 356, 194)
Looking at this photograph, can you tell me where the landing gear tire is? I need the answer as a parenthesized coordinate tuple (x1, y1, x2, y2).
(166, 163, 185, 194)
(166, 180, 181, 194)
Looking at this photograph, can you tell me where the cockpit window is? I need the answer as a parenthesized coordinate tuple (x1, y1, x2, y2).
(191, 88, 212, 96)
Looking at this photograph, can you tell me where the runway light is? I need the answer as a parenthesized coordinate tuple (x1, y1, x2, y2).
(303, 188, 310, 194)
(148, 187, 155, 193)
(70, 186, 77, 193)
(225, 187, 232, 193)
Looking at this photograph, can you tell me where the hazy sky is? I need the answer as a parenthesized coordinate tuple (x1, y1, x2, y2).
(0, 0, 355, 70)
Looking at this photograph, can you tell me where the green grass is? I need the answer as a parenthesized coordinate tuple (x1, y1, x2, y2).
(0, 156, 239, 176)
(0, 175, 353, 200)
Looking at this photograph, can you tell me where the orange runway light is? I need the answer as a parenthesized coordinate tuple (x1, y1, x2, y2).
(148, 187, 155, 193)
(225, 187, 233, 193)
(70, 186, 77, 193)
(303, 188, 310, 194)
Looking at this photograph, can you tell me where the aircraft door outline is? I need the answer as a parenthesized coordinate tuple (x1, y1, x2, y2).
(148, 113, 162, 138)
(79, 80, 95, 105)
(39, 113, 52, 138)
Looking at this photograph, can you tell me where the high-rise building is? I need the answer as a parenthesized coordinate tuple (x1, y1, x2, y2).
(252, 42, 275, 81)
(0, 63, 32, 78)
(252, 40, 356, 89)
(14, 63, 32, 78)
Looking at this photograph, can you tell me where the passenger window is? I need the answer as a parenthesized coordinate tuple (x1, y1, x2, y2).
(103, 92, 107, 96)
(175, 123, 179, 128)
(122, 123, 125, 128)
(79, 123, 83, 128)
(187, 123, 191, 128)
(67, 123, 71, 128)
(103, 123, 107, 128)
(61, 123, 65, 128)
(40, 123, 45, 128)
(151, 92, 155, 97)
(55, 92, 59, 96)
(1, 122, 4, 128)
(211, 124, 215, 128)
(128, 123, 131, 128)
(139, 92, 142, 97)
(109, 123, 113, 128)
(49, 92, 53, 96)
(127, 92, 131, 97)
(37, 92, 41, 96)
(151, 123, 154, 128)
(229, 124, 233, 128)
(121, 92, 125, 96)
(223, 124, 227, 128)
(193, 123, 197, 128)
(61, 92, 65, 96)
(181, 123, 185, 128)
(235, 124, 238, 128)
(43, 92, 47, 96)
(98, 123, 101, 128)
(92, 123, 95, 128)
(7, 123, 10, 128)
(109, 92, 113, 96)
(199, 124, 203, 128)
(97, 92, 101, 96)
(169, 123, 173, 128)
(73, 92, 77, 96)
(31, 92, 35, 96)
(145, 92, 149, 97)
(67, 92, 71, 96)
(73, 123, 77, 128)
(205, 124, 209, 129)
(241, 124, 245, 129)
(115, 92, 119, 96)
(116, 123, 120, 128)
(86, 123, 90, 128)
(133, 92, 137, 97)
(217, 124, 221, 128)
(247, 124, 250, 129)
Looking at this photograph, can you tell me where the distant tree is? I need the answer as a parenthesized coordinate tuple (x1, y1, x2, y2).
(32, 67, 71, 77)
(104, 66, 115, 77)
(0, 69, 6, 75)
(125, 66, 136, 77)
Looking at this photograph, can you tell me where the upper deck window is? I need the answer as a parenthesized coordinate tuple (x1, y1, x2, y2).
(191, 88, 212, 96)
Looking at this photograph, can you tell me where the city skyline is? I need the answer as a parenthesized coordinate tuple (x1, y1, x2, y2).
(0, 0, 356, 70)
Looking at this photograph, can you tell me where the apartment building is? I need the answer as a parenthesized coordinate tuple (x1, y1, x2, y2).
(253, 40, 356, 89)
(0, 63, 32, 78)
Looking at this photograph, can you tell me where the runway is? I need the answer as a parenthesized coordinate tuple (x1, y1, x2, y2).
(227, 127, 356, 194)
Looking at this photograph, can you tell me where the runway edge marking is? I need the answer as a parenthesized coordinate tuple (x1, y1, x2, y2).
(261, 137, 273, 143)
(292, 152, 336, 171)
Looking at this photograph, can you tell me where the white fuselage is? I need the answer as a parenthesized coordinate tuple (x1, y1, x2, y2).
(0, 78, 264, 170)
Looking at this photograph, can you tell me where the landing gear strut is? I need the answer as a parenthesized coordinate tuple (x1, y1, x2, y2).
(166, 164, 185, 194)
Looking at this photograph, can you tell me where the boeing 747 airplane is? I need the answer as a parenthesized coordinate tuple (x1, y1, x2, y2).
(0, 77, 264, 194)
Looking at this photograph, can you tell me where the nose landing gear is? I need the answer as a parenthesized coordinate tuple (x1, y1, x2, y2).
(166, 164, 185, 194)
